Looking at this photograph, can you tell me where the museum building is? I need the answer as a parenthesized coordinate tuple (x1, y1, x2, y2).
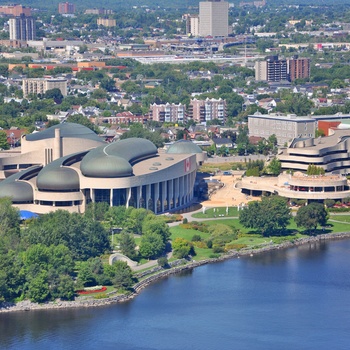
(0, 123, 206, 214)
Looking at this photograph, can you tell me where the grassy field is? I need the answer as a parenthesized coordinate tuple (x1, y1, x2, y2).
(329, 215, 350, 223)
(199, 162, 245, 173)
(192, 207, 239, 218)
(169, 214, 350, 260)
(170, 225, 210, 241)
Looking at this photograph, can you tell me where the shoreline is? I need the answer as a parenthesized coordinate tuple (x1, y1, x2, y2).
(2, 231, 350, 314)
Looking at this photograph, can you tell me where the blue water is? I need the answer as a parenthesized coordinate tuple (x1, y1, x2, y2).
(1, 240, 350, 350)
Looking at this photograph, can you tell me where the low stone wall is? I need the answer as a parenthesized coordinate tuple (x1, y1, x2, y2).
(2, 232, 350, 313)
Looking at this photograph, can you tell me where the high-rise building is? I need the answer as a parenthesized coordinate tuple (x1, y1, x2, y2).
(185, 15, 199, 36)
(255, 56, 288, 82)
(150, 103, 186, 123)
(58, 2, 75, 14)
(188, 98, 226, 124)
(288, 56, 311, 82)
(199, 0, 229, 37)
(9, 14, 36, 41)
(255, 55, 310, 82)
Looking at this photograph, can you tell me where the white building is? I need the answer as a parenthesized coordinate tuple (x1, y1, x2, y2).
(248, 113, 316, 145)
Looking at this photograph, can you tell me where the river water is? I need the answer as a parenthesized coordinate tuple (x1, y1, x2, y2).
(1, 240, 350, 350)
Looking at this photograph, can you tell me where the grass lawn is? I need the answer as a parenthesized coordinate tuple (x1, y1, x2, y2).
(329, 215, 350, 223)
(192, 207, 239, 219)
(170, 225, 210, 241)
(199, 162, 242, 173)
(193, 247, 217, 260)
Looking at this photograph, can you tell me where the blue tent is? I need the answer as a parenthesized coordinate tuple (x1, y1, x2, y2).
(19, 210, 39, 220)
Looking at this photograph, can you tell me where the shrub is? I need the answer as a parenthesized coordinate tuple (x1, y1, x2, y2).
(212, 246, 224, 253)
(206, 240, 213, 249)
(324, 199, 335, 208)
(183, 218, 188, 224)
(225, 243, 247, 250)
(191, 234, 202, 242)
(157, 257, 169, 268)
(209, 253, 220, 258)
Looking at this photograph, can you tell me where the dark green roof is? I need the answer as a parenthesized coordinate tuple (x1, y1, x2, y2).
(26, 123, 104, 143)
(166, 140, 202, 154)
(81, 138, 157, 178)
(0, 180, 33, 202)
(36, 152, 84, 191)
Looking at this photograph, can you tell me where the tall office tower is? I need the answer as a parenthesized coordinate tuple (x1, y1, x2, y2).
(9, 14, 36, 41)
(58, 2, 76, 14)
(288, 56, 311, 82)
(199, 0, 229, 37)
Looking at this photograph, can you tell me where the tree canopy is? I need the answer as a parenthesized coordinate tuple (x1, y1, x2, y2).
(295, 202, 328, 233)
(239, 196, 291, 236)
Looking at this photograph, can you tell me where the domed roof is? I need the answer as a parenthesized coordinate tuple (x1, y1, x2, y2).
(26, 123, 103, 143)
(80, 138, 157, 178)
(0, 181, 33, 203)
(167, 140, 203, 154)
(81, 155, 132, 178)
(37, 166, 80, 191)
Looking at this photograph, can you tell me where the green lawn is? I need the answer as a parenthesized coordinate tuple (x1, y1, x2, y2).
(192, 207, 239, 219)
(329, 215, 350, 223)
(170, 225, 210, 241)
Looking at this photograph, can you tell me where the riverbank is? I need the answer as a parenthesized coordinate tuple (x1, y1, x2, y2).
(2, 231, 350, 314)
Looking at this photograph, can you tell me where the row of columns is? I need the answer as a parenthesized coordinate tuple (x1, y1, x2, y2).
(88, 171, 196, 214)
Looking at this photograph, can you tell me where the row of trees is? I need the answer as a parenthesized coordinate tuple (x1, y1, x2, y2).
(239, 196, 328, 236)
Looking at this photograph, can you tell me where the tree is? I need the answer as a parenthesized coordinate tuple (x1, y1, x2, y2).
(295, 203, 328, 233)
(0, 130, 9, 150)
(266, 158, 281, 176)
(124, 208, 151, 235)
(27, 271, 50, 303)
(110, 261, 135, 290)
(172, 238, 195, 258)
(44, 88, 64, 104)
(142, 215, 170, 243)
(119, 233, 137, 260)
(239, 196, 291, 236)
(139, 232, 165, 259)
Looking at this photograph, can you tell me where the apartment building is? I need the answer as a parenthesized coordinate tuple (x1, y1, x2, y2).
(58, 2, 75, 14)
(0, 5, 31, 16)
(22, 78, 67, 98)
(97, 18, 116, 27)
(9, 14, 36, 41)
(288, 56, 311, 82)
(186, 15, 199, 36)
(188, 98, 227, 124)
(150, 103, 186, 123)
(199, 0, 229, 37)
(255, 55, 310, 82)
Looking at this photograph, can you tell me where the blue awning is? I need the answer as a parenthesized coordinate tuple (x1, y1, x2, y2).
(20, 210, 39, 220)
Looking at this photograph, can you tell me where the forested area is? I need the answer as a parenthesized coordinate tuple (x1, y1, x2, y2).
(0, 200, 175, 304)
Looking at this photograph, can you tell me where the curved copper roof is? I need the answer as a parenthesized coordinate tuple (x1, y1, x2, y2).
(81, 138, 157, 178)
(26, 123, 104, 143)
(166, 140, 203, 154)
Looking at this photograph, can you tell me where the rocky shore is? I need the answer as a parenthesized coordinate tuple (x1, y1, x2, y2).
(2, 231, 350, 314)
